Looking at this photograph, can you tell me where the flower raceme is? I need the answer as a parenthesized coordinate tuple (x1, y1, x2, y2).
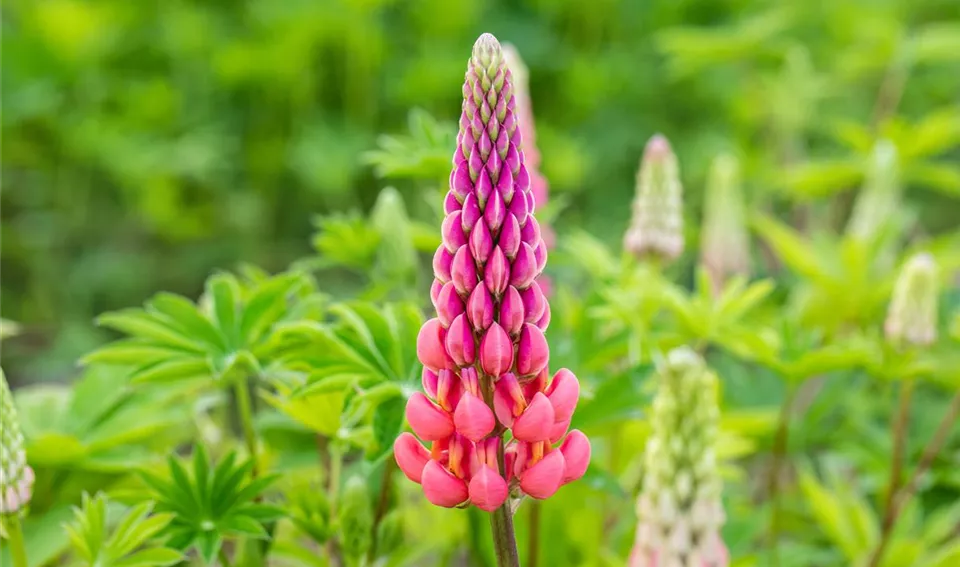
(394, 33, 590, 513)
(1, 369, 34, 516)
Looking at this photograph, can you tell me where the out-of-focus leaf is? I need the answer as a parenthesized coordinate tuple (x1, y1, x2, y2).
(751, 213, 825, 280)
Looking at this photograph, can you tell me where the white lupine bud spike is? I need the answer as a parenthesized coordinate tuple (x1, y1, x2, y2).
(624, 135, 684, 263)
(847, 140, 900, 241)
(629, 347, 728, 567)
(885, 253, 940, 347)
(1, 370, 34, 516)
(700, 154, 750, 289)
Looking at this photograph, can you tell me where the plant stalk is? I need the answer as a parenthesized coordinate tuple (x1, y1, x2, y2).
(5, 515, 29, 567)
(234, 379, 259, 478)
(868, 391, 960, 567)
(479, 369, 520, 567)
(767, 381, 799, 566)
(219, 547, 233, 567)
(527, 500, 541, 567)
(369, 459, 396, 561)
(879, 381, 914, 523)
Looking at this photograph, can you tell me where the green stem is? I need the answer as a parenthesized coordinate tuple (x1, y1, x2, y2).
(234, 379, 259, 478)
(369, 459, 396, 561)
(6, 515, 29, 567)
(491, 500, 520, 567)
(219, 547, 232, 567)
(325, 447, 344, 564)
(527, 500, 541, 567)
(768, 381, 800, 566)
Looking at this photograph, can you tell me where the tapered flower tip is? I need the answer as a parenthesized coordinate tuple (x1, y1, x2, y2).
(520, 449, 565, 499)
(515, 323, 549, 377)
(394, 433, 430, 483)
(468, 466, 509, 512)
(454, 392, 496, 442)
(546, 368, 580, 423)
(472, 33, 503, 69)
(406, 393, 454, 441)
(480, 322, 514, 377)
(417, 318, 454, 371)
(559, 430, 591, 484)
(421, 460, 469, 508)
(644, 134, 672, 161)
(512, 392, 556, 442)
(445, 314, 476, 367)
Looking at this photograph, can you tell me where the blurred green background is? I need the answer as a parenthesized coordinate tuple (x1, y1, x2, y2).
(3, 0, 959, 384)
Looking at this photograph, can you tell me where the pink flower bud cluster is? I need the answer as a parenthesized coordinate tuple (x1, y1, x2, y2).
(394, 33, 590, 512)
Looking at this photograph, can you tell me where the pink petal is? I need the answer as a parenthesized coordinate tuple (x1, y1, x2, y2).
(509, 242, 537, 290)
(421, 368, 439, 400)
(512, 392, 556, 442)
(443, 190, 461, 215)
(434, 282, 465, 327)
(436, 369, 462, 412)
(519, 449, 565, 500)
(394, 433, 430, 483)
(499, 213, 521, 259)
(453, 392, 495, 442)
(520, 216, 541, 246)
(480, 322, 514, 377)
(430, 278, 443, 304)
(549, 418, 571, 444)
(441, 210, 467, 252)
(498, 286, 525, 336)
(466, 285, 494, 331)
(493, 373, 521, 428)
(461, 193, 482, 233)
(484, 187, 507, 233)
(536, 301, 551, 330)
(433, 247, 453, 283)
(417, 318, 454, 371)
(475, 169, 494, 208)
(545, 368, 580, 423)
(469, 218, 494, 264)
(469, 466, 509, 512)
(496, 161, 515, 206)
(421, 461, 469, 508)
(445, 314, 476, 367)
(519, 281, 546, 323)
(516, 323, 549, 377)
(405, 393, 454, 441)
(484, 247, 510, 296)
(451, 245, 478, 296)
(559, 430, 591, 484)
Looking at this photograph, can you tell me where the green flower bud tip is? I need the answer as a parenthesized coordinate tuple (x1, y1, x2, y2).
(885, 252, 939, 347)
(700, 154, 750, 286)
(630, 347, 728, 567)
(1, 370, 34, 516)
(624, 134, 684, 263)
(847, 139, 900, 241)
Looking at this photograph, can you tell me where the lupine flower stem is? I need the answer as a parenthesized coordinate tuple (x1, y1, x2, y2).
(5, 515, 28, 567)
(218, 547, 233, 567)
(491, 494, 521, 567)
(767, 380, 800, 565)
(868, 391, 960, 567)
(233, 379, 259, 478)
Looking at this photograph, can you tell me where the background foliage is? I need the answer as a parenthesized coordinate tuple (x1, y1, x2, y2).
(2, 0, 960, 566)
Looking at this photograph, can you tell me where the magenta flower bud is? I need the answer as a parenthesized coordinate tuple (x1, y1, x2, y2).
(480, 322, 513, 377)
(499, 214, 522, 259)
(559, 430, 591, 484)
(509, 242, 538, 289)
(417, 318, 454, 371)
(406, 393, 455, 441)
(422, 460, 469, 508)
(469, 219, 494, 264)
(520, 281, 546, 323)
(400, 33, 586, 512)
(436, 369, 462, 412)
(499, 286, 525, 336)
(451, 246, 479, 296)
(445, 314, 476, 367)
(512, 392, 556, 442)
(484, 247, 510, 296)
(442, 210, 467, 252)
(394, 433, 431, 483)
(516, 323, 549, 376)
(519, 448, 565, 500)
(434, 282, 465, 327)
(545, 368, 580, 423)
(422, 368, 439, 400)
(454, 392, 496, 442)
(469, 465, 509, 512)
(433, 247, 453, 283)
(466, 285, 494, 331)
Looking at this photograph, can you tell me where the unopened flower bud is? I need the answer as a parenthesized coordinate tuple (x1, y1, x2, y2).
(885, 253, 939, 347)
(847, 140, 900, 241)
(0, 370, 33, 516)
(700, 154, 750, 288)
(624, 135, 684, 262)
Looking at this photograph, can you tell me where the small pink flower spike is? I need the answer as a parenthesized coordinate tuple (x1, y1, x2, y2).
(421, 460, 469, 508)
(559, 430, 591, 484)
(406, 393, 455, 441)
(394, 433, 431, 483)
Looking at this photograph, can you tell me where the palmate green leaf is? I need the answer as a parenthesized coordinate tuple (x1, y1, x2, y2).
(904, 162, 960, 197)
(129, 357, 213, 384)
(80, 340, 193, 367)
(146, 292, 226, 351)
(262, 379, 345, 436)
(113, 548, 183, 567)
(372, 395, 405, 458)
(776, 159, 863, 198)
(97, 310, 206, 353)
(799, 467, 878, 561)
(240, 272, 306, 345)
(207, 273, 242, 349)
